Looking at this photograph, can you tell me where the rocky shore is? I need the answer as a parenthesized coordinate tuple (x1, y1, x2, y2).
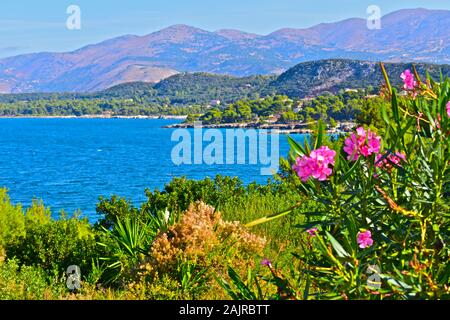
(164, 121, 356, 134)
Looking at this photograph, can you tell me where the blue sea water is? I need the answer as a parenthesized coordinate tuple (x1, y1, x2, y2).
(0, 118, 306, 221)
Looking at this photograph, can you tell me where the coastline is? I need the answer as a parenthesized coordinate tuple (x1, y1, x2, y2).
(0, 115, 188, 120)
(164, 121, 356, 134)
(0, 115, 354, 134)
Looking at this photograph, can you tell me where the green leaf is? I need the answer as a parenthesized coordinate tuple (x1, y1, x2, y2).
(326, 231, 350, 258)
(381, 103, 391, 127)
(391, 89, 400, 124)
(339, 156, 361, 183)
(287, 136, 306, 157)
(245, 202, 302, 228)
(314, 120, 324, 150)
(227, 267, 256, 300)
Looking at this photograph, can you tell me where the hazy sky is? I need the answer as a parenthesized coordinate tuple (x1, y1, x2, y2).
(0, 0, 449, 58)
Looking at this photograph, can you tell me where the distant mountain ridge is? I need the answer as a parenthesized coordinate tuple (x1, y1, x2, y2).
(0, 8, 449, 93)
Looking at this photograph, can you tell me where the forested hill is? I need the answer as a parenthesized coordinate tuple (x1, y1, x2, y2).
(0, 73, 273, 105)
(99, 73, 274, 104)
(1, 59, 449, 111)
(97, 59, 450, 101)
(269, 59, 450, 98)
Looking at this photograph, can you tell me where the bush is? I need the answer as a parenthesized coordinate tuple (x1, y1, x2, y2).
(147, 202, 265, 273)
(0, 189, 25, 248)
(250, 65, 450, 299)
(7, 210, 101, 276)
(0, 259, 66, 300)
(132, 202, 266, 299)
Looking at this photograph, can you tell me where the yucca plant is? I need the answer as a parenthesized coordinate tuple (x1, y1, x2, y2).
(216, 266, 266, 300)
(98, 217, 148, 285)
(98, 207, 180, 286)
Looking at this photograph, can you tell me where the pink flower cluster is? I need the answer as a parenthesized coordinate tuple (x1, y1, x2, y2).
(293, 146, 336, 182)
(447, 101, 450, 118)
(375, 152, 406, 171)
(344, 127, 381, 161)
(306, 228, 318, 237)
(357, 231, 373, 249)
(400, 69, 417, 91)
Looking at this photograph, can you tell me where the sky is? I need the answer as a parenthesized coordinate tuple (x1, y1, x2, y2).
(0, 0, 449, 58)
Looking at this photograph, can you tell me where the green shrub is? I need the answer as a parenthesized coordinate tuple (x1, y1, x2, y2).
(0, 189, 25, 248)
(8, 214, 101, 275)
(249, 66, 450, 299)
(0, 259, 66, 300)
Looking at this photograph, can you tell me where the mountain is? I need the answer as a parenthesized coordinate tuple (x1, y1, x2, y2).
(0, 8, 449, 93)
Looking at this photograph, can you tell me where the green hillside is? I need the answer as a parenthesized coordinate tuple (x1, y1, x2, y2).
(268, 59, 450, 97)
(1, 59, 449, 116)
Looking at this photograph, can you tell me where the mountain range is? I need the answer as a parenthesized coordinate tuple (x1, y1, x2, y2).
(0, 8, 449, 94)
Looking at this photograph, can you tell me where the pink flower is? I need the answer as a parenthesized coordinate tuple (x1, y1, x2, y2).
(446, 101, 450, 117)
(375, 152, 406, 171)
(400, 69, 417, 91)
(261, 258, 272, 267)
(344, 127, 381, 161)
(306, 228, 318, 237)
(293, 146, 336, 182)
(357, 231, 374, 249)
(310, 146, 336, 166)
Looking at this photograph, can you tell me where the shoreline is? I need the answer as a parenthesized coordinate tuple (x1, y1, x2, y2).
(0, 116, 354, 134)
(0, 115, 188, 120)
(164, 121, 356, 134)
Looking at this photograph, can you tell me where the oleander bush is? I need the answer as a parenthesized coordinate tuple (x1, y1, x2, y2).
(240, 65, 450, 300)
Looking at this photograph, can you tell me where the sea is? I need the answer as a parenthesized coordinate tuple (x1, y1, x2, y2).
(0, 118, 307, 221)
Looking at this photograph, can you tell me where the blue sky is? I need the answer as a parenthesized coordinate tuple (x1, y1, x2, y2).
(0, 0, 449, 58)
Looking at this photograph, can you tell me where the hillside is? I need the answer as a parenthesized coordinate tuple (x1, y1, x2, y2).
(1, 59, 450, 108)
(268, 59, 450, 97)
(0, 9, 449, 93)
(100, 59, 450, 101)
(111, 73, 272, 104)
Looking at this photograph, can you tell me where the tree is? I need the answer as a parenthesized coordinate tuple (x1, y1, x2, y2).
(279, 111, 297, 123)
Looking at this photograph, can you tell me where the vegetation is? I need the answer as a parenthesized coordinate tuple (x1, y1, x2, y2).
(228, 65, 450, 299)
(0, 176, 312, 299)
(268, 59, 450, 98)
(0, 73, 272, 117)
(0, 98, 205, 117)
(0, 65, 448, 300)
(1, 59, 448, 118)
(190, 91, 389, 129)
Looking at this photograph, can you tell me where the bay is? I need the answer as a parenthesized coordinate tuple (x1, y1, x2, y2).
(0, 118, 306, 221)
